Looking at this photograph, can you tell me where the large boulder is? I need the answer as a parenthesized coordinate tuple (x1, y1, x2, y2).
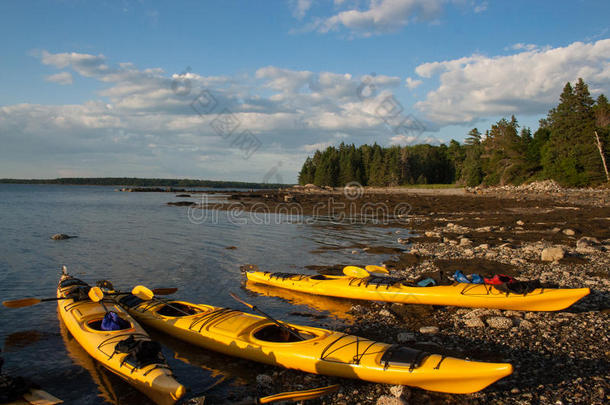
(576, 237, 603, 253)
(541, 247, 565, 262)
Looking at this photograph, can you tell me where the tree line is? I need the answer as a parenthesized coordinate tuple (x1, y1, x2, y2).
(298, 79, 610, 187)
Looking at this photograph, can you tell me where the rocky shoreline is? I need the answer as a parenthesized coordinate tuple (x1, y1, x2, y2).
(175, 183, 609, 404)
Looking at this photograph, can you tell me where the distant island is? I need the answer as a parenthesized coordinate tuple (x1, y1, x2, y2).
(0, 177, 289, 189)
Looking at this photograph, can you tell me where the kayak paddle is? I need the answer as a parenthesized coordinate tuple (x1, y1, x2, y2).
(342, 265, 370, 278)
(3, 287, 178, 308)
(2, 297, 66, 308)
(131, 285, 194, 317)
(88, 286, 104, 302)
(232, 384, 340, 404)
(365, 265, 390, 274)
(259, 384, 340, 403)
(229, 292, 304, 342)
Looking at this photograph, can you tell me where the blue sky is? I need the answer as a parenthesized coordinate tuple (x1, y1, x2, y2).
(1, 0, 609, 182)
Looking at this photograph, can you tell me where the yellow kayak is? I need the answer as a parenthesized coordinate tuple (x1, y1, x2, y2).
(57, 272, 185, 405)
(246, 271, 590, 311)
(116, 293, 512, 393)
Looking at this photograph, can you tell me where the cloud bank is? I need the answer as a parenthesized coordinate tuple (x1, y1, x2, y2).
(414, 39, 610, 125)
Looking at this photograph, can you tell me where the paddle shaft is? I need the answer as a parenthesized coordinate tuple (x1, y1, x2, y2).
(231, 384, 340, 404)
(229, 293, 304, 342)
(3, 287, 176, 308)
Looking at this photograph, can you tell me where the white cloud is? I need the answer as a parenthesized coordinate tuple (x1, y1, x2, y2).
(302, 141, 333, 152)
(509, 43, 539, 51)
(290, 0, 313, 19)
(405, 76, 422, 89)
(473, 1, 487, 13)
(298, 0, 482, 36)
(45, 72, 73, 85)
(314, 0, 444, 35)
(0, 50, 413, 181)
(414, 39, 610, 125)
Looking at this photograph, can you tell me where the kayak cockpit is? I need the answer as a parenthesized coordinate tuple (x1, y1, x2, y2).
(85, 316, 134, 332)
(155, 302, 205, 317)
(252, 324, 318, 343)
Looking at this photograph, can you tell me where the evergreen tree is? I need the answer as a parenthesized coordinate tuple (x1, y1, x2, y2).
(298, 157, 316, 185)
(447, 140, 465, 181)
(461, 128, 483, 186)
(542, 78, 602, 185)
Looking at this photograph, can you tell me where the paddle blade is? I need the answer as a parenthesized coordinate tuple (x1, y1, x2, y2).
(342, 265, 370, 278)
(152, 287, 178, 295)
(365, 265, 390, 274)
(132, 285, 154, 301)
(88, 287, 104, 303)
(2, 298, 42, 308)
(259, 384, 340, 404)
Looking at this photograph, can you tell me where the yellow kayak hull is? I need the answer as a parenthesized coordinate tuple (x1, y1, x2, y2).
(56, 274, 185, 405)
(117, 295, 512, 393)
(246, 271, 590, 311)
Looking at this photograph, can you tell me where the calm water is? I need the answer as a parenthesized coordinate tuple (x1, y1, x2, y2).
(0, 184, 406, 404)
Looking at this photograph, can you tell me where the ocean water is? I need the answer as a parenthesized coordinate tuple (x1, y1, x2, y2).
(0, 184, 406, 404)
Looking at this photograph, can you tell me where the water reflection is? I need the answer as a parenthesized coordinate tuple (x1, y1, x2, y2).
(244, 281, 355, 323)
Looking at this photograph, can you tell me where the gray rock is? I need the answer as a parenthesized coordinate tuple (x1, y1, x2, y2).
(376, 395, 407, 405)
(463, 248, 474, 256)
(562, 228, 576, 236)
(519, 319, 534, 329)
(459, 237, 472, 246)
(487, 316, 513, 329)
(576, 237, 602, 253)
(256, 374, 273, 387)
(379, 309, 392, 317)
(419, 326, 439, 334)
(51, 233, 72, 240)
(541, 247, 565, 262)
(464, 317, 485, 328)
(389, 385, 407, 398)
(510, 258, 526, 265)
(396, 332, 416, 343)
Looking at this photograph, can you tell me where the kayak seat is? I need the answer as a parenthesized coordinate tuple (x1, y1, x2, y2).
(310, 275, 328, 280)
(59, 277, 88, 288)
(118, 294, 145, 308)
(380, 345, 429, 371)
(156, 303, 202, 317)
